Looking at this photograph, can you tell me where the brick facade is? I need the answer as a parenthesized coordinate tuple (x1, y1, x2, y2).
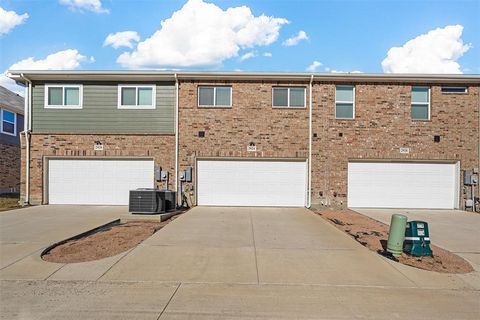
(178, 80, 310, 202)
(21, 134, 175, 204)
(0, 143, 21, 194)
(20, 78, 480, 209)
(311, 83, 479, 207)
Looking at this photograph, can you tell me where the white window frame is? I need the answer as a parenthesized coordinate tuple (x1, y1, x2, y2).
(44, 84, 83, 109)
(117, 84, 156, 109)
(335, 85, 355, 119)
(441, 86, 468, 94)
(197, 86, 232, 107)
(1, 108, 17, 136)
(411, 86, 431, 121)
(272, 87, 306, 108)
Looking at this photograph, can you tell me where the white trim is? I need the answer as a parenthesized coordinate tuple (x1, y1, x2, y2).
(1, 108, 17, 136)
(44, 84, 83, 109)
(335, 85, 355, 119)
(117, 84, 156, 109)
(272, 87, 307, 108)
(197, 86, 232, 107)
(411, 86, 431, 121)
(455, 161, 460, 209)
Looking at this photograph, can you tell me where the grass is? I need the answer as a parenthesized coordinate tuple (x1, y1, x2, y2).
(0, 195, 21, 212)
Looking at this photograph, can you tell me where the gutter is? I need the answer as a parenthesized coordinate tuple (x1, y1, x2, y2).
(20, 73, 32, 205)
(307, 75, 313, 208)
(6, 70, 480, 84)
(174, 73, 179, 202)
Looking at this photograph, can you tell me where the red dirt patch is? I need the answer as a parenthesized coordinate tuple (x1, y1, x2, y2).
(316, 209, 473, 274)
(42, 218, 176, 263)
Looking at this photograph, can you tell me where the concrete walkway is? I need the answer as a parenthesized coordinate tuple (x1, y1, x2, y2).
(1, 206, 479, 319)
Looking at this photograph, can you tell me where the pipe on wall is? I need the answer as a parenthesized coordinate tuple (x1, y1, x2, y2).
(174, 73, 179, 204)
(20, 73, 32, 204)
(308, 74, 313, 208)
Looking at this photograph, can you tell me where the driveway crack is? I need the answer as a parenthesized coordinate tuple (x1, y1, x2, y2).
(249, 211, 260, 284)
(157, 282, 181, 319)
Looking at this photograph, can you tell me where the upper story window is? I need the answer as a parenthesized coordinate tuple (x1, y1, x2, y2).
(1, 109, 16, 136)
(45, 84, 83, 109)
(198, 86, 232, 107)
(441, 86, 467, 94)
(272, 87, 305, 108)
(411, 86, 430, 120)
(335, 85, 355, 119)
(118, 85, 156, 109)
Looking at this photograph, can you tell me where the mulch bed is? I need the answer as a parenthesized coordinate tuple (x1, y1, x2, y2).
(315, 209, 473, 274)
(42, 217, 178, 263)
(0, 195, 22, 212)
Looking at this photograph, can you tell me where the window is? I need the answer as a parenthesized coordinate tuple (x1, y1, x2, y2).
(1, 109, 16, 136)
(118, 85, 156, 109)
(411, 87, 430, 120)
(441, 86, 467, 94)
(272, 87, 306, 108)
(198, 86, 232, 107)
(335, 85, 355, 119)
(45, 84, 82, 109)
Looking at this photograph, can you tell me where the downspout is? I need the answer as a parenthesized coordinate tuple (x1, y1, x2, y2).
(308, 74, 313, 208)
(20, 73, 32, 205)
(174, 73, 179, 203)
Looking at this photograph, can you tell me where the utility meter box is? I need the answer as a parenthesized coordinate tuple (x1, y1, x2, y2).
(404, 221, 433, 257)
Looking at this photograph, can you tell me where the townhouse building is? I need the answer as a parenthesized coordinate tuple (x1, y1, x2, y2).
(0, 86, 24, 194)
(7, 71, 480, 210)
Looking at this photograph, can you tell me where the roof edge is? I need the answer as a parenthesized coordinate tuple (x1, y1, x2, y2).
(7, 70, 480, 84)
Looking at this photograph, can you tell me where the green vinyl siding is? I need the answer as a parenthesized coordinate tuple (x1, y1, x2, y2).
(32, 82, 175, 133)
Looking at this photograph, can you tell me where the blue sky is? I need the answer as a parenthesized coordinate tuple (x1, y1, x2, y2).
(0, 0, 479, 93)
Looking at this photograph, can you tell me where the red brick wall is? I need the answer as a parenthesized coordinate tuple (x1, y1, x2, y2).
(178, 80, 310, 204)
(0, 143, 21, 193)
(311, 83, 479, 208)
(22, 134, 175, 204)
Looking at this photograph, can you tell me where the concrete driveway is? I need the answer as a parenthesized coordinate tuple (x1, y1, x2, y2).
(0, 205, 125, 279)
(353, 208, 480, 270)
(1, 206, 479, 319)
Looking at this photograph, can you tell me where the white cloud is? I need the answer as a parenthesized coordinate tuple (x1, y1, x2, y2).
(282, 30, 308, 46)
(382, 25, 471, 74)
(306, 60, 322, 72)
(263, 52, 272, 57)
(59, 0, 109, 14)
(117, 0, 288, 68)
(104, 31, 140, 49)
(2, 49, 90, 96)
(0, 7, 29, 35)
(240, 51, 257, 61)
(9, 49, 88, 70)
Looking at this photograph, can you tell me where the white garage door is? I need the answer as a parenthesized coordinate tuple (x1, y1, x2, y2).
(197, 160, 307, 207)
(348, 162, 459, 209)
(48, 159, 154, 205)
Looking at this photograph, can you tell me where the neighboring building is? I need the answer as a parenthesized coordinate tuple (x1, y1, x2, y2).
(0, 86, 25, 194)
(6, 71, 480, 210)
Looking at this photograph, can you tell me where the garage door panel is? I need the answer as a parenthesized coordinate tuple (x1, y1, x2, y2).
(348, 162, 458, 209)
(197, 160, 306, 207)
(48, 159, 154, 205)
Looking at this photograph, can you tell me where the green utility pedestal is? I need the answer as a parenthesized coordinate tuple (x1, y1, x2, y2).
(387, 214, 407, 258)
(404, 221, 433, 257)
